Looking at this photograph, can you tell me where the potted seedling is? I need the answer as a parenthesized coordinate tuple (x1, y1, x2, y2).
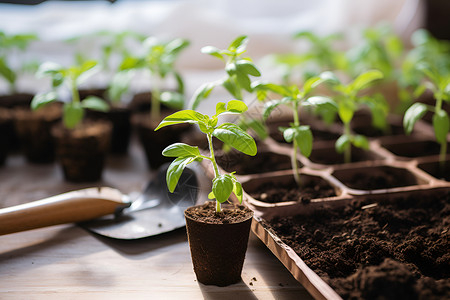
(121, 36, 190, 168)
(403, 62, 449, 178)
(0, 31, 39, 159)
(252, 72, 336, 184)
(155, 100, 256, 286)
(31, 60, 111, 182)
(317, 70, 385, 164)
(0, 30, 38, 106)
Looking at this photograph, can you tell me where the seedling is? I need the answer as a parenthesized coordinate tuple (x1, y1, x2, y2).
(0, 31, 38, 93)
(120, 37, 190, 120)
(322, 70, 385, 163)
(252, 72, 336, 184)
(30, 60, 109, 129)
(403, 62, 449, 169)
(155, 100, 257, 213)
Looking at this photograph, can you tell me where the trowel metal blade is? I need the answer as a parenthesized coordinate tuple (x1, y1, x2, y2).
(79, 166, 199, 240)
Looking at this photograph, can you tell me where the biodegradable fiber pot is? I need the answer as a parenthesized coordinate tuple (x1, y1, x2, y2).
(52, 120, 112, 182)
(184, 201, 254, 287)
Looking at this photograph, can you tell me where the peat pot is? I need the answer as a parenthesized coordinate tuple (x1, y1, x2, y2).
(51, 120, 112, 182)
(184, 201, 254, 287)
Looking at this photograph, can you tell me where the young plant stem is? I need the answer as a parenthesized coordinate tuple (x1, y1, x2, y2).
(71, 79, 80, 104)
(292, 102, 301, 185)
(435, 96, 447, 171)
(151, 76, 161, 121)
(344, 122, 352, 164)
(207, 133, 222, 213)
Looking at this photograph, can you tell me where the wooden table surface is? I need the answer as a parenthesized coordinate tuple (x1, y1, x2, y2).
(0, 139, 314, 300)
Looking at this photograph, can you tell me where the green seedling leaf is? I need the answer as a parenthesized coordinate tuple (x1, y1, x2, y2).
(433, 110, 449, 144)
(77, 61, 99, 85)
(226, 99, 248, 113)
(36, 62, 63, 77)
(213, 123, 257, 156)
(166, 156, 196, 193)
(162, 143, 201, 158)
(235, 60, 261, 77)
(215, 102, 226, 116)
(353, 135, 370, 150)
(233, 179, 243, 203)
(403, 102, 428, 134)
(212, 174, 234, 203)
(81, 96, 109, 112)
(108, 70, 133, 103)
(336, 134, 351, 154)
(223, 76, 242, 99)
(229, 35, 248, 53)
(338, 100, 355, 124)
(304, 96, 338, 111)
(190, 81, 219, 110)
(351, 69, 384, 92)
(0, 57, 15, 85)
(201, 46, 223, 60)
(63, 102, 84, 129)
(31, 92, 57, 110)
(155, 110, 206, 130)
(263, 99, 282, 120)
(295, 126, 313, 157)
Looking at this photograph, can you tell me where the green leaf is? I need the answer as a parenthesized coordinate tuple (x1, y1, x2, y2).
(81, 96, 109, 112)
(63, 102, 84, 129)
(36, 62, 63, 77)
(223, 76, 242, 99)
(212, 174, 234, 204)
(226, 99, 248, 113)
(353, 135, 369, 150)
(235, 70, 252, 92)
(31, 92, 58, 110)
(166, 156, 196, 193)
(229, 35, 248, 53)
(338, 100, 355, 124)
(433, 110, 449, 144)
(403, 102, 428, 134)
(213, 123, 257, 156)
(293, 126, 313, 157)
(351, 70, 384, 92)
(336, 134, 351, 154)
(155, 110, 206, 130)
(215, 102, 226, 116)
(0, 57, 16, 85)
(77, 61, 99, 85)
(252, 81, 291, 97)
(233, 180, 243, 203)
(162, 143, 201, 158)
(263, 99, 282, 120)
(190, 81, 218, 110)
(107, 70, 133, 103)
(235, 60, 261, 77)
(304, 96, 338, 111)
(201, 46, 223, 60)
(160, 91, 184, 110)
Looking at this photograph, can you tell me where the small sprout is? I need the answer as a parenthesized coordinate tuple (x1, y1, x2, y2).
(252, 72, 336, 185)
(31, 60, 109, 129)
(403, 62, 449, 170)
(0, 31, 38, 93)
(120, 37, 190, 120)
(155, 100, 257, 213)
(320, 70, 385, 163)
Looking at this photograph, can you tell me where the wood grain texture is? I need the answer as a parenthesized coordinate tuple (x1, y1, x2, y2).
(0, 140, 314, 299)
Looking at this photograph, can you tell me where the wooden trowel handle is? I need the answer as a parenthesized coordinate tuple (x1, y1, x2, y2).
(0, 187, 128, 236)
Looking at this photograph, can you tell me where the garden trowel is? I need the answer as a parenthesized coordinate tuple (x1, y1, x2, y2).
(0, 164, 200, 239)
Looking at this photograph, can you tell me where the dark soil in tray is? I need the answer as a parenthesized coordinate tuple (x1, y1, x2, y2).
(265, 190, 450, 299)
(248, 175, 337, 203)
(309, 146, 383, 165)
(381, 139, 446, 158)
(332, 166, 420, 191)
